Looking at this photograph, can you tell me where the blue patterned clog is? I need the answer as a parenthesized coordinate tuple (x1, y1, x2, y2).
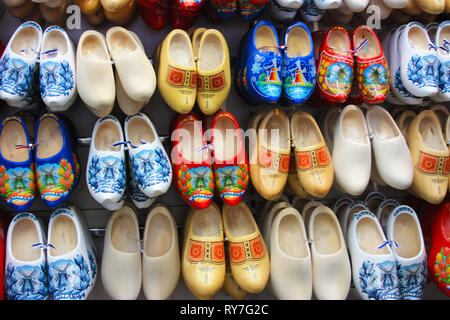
(5, 212, 49, 300)
(0, 115, 36, 211)
(47, 206, 97, 300)
(34, 113, 78, 207)
(86, 116, 127, 211)
(239, 0, 268, 21)
(0, 21, 42, 109)
(124, 113, 172, 198)
(242, 20, 283, 103)
(280, 22, 316, 105)
(39, 26, 77, 112)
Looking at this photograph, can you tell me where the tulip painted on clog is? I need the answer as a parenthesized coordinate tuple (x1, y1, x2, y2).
(35, 113, 77, 207)
(171, 114, 214, 210)
(317, 26, 354, 103)
(211, 111, 249, 206)
(280, 22, 316, 105)
(352, 25, 390, 104)
(0, 115, 35, 211)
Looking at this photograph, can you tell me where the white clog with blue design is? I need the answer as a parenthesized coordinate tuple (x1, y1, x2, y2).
(399, 22, 439, 98)
(347, 210, 401, 300)
(124, 113, 172, 199)
(46, 207, 97, 300)
(385, 205, 427, 300)
(86, 116, 127, 211)
(5, 212, 49, 300)
(433, 21, 450, 102)
(39, 26, 77, 112)
(389, 25, 423, 105)
(0, 21, 42, 108)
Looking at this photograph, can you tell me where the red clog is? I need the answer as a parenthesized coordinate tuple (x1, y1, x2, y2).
(138, 0, 170, 30)
(171, 114, 214, 210)
(428, 200, 450, 297)
(346, 30, 364, 105)
(210, 111, 249, 206)
(352, 25, 390, 104)
(171, 0, 204, 30)
(316, 26, 354, 104)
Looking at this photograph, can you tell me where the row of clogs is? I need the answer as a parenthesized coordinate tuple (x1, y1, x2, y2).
(4, 206, 97, 300)
(384, 21, 450, 105)
(156, 28, 231, 115)
(101, 204, 180, 300)
(76, 0, 137, 26)
(86, 113, 171, 211)
(0, 111, 80, 210)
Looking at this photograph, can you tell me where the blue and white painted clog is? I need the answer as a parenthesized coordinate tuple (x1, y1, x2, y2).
(0, 21, 42, 109)
(5, 212, 49, 300)
(280, 22, 316, 105)
(34, 113, 78, 207)
(0, 115, 35, 211)
(399, 22, 439, 98)
(124, 113, 172, 198)
(86, 116, 127, 211)
(46, 206, 97, 300)
(433, 21, 450, 102)
(39, 26, 77, 112)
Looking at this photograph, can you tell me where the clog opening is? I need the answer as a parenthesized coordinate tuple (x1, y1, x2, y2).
(367, 108, 399, 140)
(145, 213, 172, 257)
(312, 211, 341, 255)
(431, 106, 449, 130)
(303, 203, 320, 229)
(111, 213, 139, 253)
(0, 120, 29, 162)
(127, 116, 155, 146)
(49, 215, 77, 256)
(286, 27, 311, 58)
(81, 34, 109, 61)
(438, 25, 450, 56)
(11, 26, 40, 58)
(213, 116, 240, 162)
(169, 33, 194, 67)
(408, 25, 429, 50)
(335, 203, 350, 219)
(400, 112, 415, 138)
(225, 203, 256, 238)
(192, 29, 205, 56)
(262, 112, 290, 151)
(356, 217, 390, 255)
(199, 33, 223, 72)
(192, 206, 221, 238)
(346, 205, 366, 232)
(278, 214, 308, 258)
(291, 114, 321, 148)
(255, 25, 279, 54)
(95, 120, 121, 152)
(36, 117, 63, 159)
(41, 29, 68, 63)
(178, 120, 206, 162)
(327, 29, 351, 56)
(342, 109, 368, 143)
(419, 116, 447, 151)
(379, 203, 397, 223)
(108, 29, 138, 59)
(12, 218, 40, 261)
(393, 213, 421, 259)
(355, 29, 381, 59)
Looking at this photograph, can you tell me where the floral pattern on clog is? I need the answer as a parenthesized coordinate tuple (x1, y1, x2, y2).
(87, 155, 126, 196)
(176, 165, 214, 206)
(130, 147, 171, 191)
(282, 55, 316, 104)
(215, 164, 248, 205)
(0, 53, 36, 103)
(397, 261, 427, 300)
(36, 158, 74, 204)
(358, 260, 401, 300)
(239, 0, 268, 21)
(5, 263, 48, 300)
(433, 246, 450, 291)
(0, 165, 35, 209)
(39, 60, 74, 99)
(439, 61, 450, 95)
(407, 54, 439, 90)
(245, 52, 282, 102)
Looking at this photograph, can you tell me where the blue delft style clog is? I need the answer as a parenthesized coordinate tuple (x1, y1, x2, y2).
(0, 115, 36, 211)
(86, 116, 127, 211)
(34, 113, 78, 207)
(5, 212, 49, 300)
(46, 206, 97, 300)
(124, 113, 172, 198)
(280, 22, 316, 105)
(0, 21, 42, 109)
(39, 25, 77, 112)
(242, 20, 283, 104)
